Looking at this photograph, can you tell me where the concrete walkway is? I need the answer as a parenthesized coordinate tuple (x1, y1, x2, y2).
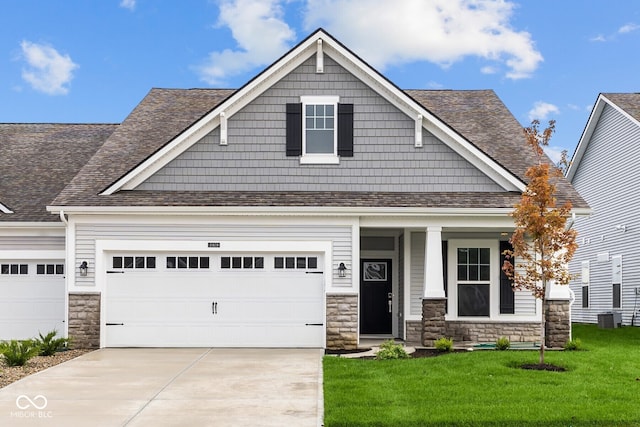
(0, 348, 324, 427)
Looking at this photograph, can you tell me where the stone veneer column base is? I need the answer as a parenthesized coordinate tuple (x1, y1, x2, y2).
(68, 293, 101, 349)
(545, 299, 570, 348)
(422, 298, 447, 346)
(326, 293, 358, 350)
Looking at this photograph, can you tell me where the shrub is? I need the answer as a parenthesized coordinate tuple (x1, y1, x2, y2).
(376, 339, 409, 360)
(434, 337, 454, 353)
(496, 336, 511, 351)
(0, 339, 40, 366)
(36, 330, 70, 356)
(564, 338, 583, 351)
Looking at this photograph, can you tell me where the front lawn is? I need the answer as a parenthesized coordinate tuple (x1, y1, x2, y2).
(323, 324, 640, 426)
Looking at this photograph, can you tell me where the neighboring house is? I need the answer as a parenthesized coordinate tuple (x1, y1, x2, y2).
(567, 93, 640, 326)
(5, 29, 588, 350)
(0, 123, 115, 339)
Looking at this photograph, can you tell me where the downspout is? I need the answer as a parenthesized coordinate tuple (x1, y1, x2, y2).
(59, 210, 69, 341)
(59, 210, 68, 226)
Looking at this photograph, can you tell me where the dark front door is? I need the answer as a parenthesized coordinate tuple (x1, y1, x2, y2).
(360, 259, 392, 334)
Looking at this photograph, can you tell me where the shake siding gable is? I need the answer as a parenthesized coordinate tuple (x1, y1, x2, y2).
(137, 56, 503, 193)
(569, 103, 640, 325)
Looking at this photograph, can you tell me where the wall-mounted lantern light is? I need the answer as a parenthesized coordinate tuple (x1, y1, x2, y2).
(338, 262, 347, 278)
(79, 261, 88, 277)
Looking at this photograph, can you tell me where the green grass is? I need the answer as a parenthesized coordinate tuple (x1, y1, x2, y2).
(323, 324, 640, 426)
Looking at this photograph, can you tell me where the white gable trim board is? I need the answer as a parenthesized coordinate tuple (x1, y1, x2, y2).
(101, 30, 525, 195)
(0, 201, 13, 214)
(567, 94, 640, 181)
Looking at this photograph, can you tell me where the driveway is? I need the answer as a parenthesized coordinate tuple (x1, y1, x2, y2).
(0, 348, 324, 426)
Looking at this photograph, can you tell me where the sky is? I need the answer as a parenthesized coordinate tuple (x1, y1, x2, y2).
(1, 1, 639, 162)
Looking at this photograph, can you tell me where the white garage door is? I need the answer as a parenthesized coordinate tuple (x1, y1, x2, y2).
(0, 261, 66, 340)
(105, 253, 325, 347)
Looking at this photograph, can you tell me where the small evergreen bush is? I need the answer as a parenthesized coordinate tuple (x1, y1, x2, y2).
(564, 338, 583, 351)
(496, 336, 511, 350)
(0, 339, 40, 366)
(434, 337, 454, 353)
(36, 330, 70, 356)
(376, 339, 409, 360)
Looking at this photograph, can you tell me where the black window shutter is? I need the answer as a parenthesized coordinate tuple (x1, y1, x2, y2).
(499, 240, 515, 314)
(337, 103, 354, 157)
(286, 103, 302, 156)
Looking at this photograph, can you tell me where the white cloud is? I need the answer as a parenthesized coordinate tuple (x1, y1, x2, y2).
(544, 146, 565, 164)
(20, 41, 78, 95)
(120, 0, 136, 10)
(427, 81, 444, 89)
(303, 0, 542, 79)
(480, 65, 498, 75)
(196, 0, 295, 85)
(528, 101, 559, 122)
(591, 22, 639, 42)
(618, 23, 639, 34)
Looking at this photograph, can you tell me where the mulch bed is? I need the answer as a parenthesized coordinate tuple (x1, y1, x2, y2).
(519, 363, 567, 372)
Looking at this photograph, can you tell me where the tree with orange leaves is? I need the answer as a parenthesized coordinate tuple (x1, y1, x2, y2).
(502, 120, 577, 365)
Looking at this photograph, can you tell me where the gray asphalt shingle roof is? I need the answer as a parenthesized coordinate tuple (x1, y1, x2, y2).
(0, 123, 116, 222)
(50, 88, 587, 210)
(603, 93, 640, 123)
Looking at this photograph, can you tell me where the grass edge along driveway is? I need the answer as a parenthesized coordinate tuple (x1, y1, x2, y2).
(323, 324, 640, 427)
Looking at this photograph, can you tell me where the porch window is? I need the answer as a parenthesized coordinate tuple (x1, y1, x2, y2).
(457, 247, 490, 317)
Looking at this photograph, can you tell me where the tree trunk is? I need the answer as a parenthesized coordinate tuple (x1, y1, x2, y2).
(539, 284, 546, 365)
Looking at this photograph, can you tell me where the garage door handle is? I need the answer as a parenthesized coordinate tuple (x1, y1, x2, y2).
(106, 322, 124, 326)
(305, 271, 323, 274)
(305, 323, 324, 326)
(212, 301, 217, 315)
(106, 271, 125, 274)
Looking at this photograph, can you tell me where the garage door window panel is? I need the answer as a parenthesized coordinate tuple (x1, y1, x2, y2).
(1, 264, 28, 275)
(37, 264, 65, 275)
(166, 256, 209, 269)
(274, 256, 318, 270)
(221, 256, 264, 269)
(113, 256, 156, 270)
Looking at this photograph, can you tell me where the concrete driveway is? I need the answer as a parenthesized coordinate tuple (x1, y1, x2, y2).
(0, 348, 324, 427)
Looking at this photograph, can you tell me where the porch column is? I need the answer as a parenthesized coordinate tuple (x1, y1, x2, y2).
(423, 226, 445, 298)
(422, 226, 447, 346)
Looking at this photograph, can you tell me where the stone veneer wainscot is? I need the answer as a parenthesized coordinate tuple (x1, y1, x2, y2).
(326, 293, 358, 350)
(68, 293, 101, 349)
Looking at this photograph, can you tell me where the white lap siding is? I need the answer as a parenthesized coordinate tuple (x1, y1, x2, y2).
(74, 220, 353, 289)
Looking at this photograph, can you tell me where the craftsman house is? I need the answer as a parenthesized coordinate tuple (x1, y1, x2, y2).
(567, 93, 640, 326)
(1, 29, 588, 349)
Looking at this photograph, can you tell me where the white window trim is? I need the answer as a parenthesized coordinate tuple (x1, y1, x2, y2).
(445, 239, 538, 322)
(300, 95, 340, 164)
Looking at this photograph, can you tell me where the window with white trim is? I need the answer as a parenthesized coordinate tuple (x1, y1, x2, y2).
(581, 261, 589, 308)
(457, 247, 491, 317)
(301, 96, 338, 163)
(286, 96, 353, 164)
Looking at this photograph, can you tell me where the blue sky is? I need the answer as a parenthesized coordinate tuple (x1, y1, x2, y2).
(1, 1, 639, 161)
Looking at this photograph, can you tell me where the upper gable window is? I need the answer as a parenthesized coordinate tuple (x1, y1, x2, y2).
(286, 96, 353, 164)
(303, 96, 337, 162)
